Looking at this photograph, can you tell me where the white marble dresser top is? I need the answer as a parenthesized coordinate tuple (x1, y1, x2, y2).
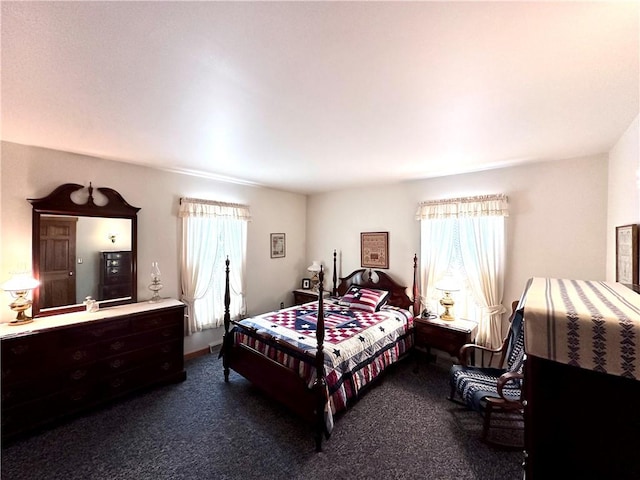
(0, 298, 184, 339)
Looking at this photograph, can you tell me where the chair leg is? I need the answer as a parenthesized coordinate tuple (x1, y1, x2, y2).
(482, 403, 493, 442)
(481, 404, 525, 449)
(448, 385, 455, 401)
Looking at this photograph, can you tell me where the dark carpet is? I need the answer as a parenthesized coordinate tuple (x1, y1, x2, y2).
(1, 352, 524, 479)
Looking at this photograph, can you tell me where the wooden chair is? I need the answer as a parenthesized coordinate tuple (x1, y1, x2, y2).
(448, 301, 525, 448)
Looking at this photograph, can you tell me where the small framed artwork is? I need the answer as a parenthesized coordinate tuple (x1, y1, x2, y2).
(301, 278, 311, 290)
(270, 233, 286, 258)
(616, 224, 638, 284)
(361, 231, 389, 269)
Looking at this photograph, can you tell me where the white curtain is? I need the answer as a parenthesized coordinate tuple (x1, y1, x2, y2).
(178, 198, 249, 334)
(420, 219, 456, 314)
(416, 194, 508, 348)
(459, 216, 506, 348)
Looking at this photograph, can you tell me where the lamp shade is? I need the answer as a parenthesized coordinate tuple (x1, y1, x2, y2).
(435, 274, 460, 293)
(307, 261, 322, 273)
(1, 273, 39, 293)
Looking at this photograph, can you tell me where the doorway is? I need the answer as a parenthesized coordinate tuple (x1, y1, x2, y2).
(40, 217, 77, 308)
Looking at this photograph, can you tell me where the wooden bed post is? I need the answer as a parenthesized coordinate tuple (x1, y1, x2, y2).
(313, 266, 327, 451)
(332, 249, 338, 296)
(412, 254, 421, 317)
(222, 256, 231, 382)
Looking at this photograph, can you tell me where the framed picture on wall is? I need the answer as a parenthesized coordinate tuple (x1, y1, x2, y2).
(270, 233, 286, 258)
(616, 224, 638, 284)
(361, 231, 389, 269)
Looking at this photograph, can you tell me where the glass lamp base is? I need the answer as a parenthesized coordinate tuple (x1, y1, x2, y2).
(148, 280, 163, 303)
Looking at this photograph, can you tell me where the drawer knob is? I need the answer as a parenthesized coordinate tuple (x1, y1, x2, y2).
(10, 344, 29, 355)
(72, 350, 87, 361)
(71, 369, 87, 381)
(110, 358, 124, 369)
(110, 378, 124, 388)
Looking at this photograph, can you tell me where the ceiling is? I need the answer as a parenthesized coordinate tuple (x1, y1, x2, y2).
(2, 1, 638, 194)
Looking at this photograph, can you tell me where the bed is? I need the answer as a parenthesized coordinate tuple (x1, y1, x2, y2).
(220, 252, 420, 451)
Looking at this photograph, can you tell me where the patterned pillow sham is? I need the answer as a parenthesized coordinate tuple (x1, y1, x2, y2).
(337, 285, 357, 306)
(338, 286, 390, 313)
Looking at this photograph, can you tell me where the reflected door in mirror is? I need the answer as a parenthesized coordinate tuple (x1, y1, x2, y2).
(40, 217, 77, 308)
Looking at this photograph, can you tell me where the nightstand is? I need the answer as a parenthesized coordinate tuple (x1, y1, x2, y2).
(414, 316, 477, 363)
(292, 289, 328, 306)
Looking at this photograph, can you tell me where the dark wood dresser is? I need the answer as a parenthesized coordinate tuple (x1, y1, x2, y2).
(1, 299, 186, 444)
(98, 250, 133, 301)
(522, 278, 640, 479)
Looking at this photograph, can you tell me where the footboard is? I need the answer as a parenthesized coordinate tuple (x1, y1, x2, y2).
(225, 342, 318, 424)
(221, 257, 329, 451)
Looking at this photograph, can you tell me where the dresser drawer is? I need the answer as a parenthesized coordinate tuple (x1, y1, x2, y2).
(97, 324, 182, 357)
(132, 311, 183, 332)
(60, 318, 131, 347)
(1, 333, 55, 384)
(97, 339, 182, 376)
(101, 349, 184, 397)
(102, 270, 132, 285)
(413, 317, 477, 362)
(1, 377, 55, 409)
(100, 283, 132, 299)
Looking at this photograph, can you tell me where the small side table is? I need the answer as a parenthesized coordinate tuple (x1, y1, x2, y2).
(414, 316, 478, 363)
(292, 289, 328, 306)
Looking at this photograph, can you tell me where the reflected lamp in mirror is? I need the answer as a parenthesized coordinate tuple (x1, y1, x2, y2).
(307, 261, 322, 292)
(108, 232, 117, 244)
(148, 262, 163, 302)
(1, 273, 40, 325)
(435, 274, 460, 321)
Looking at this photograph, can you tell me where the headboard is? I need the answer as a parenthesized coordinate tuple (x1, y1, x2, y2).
(335, 269, 413, 311)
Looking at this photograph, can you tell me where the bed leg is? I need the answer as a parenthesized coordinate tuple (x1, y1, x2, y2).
(223, 256, 232, 383)
(313, 267, 327, 452)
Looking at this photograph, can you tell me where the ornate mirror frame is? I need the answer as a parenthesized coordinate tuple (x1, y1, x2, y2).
(29, 183, 140, 317)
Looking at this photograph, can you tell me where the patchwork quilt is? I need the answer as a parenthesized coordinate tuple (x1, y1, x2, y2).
(233, 298, 414, 432)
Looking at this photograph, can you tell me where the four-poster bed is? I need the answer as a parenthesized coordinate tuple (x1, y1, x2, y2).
(221, 252, 420, 451)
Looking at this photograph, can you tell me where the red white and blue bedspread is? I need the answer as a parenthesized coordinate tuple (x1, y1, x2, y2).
(233, 298, 413, 431)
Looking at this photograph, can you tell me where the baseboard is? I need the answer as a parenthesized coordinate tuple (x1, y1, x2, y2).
(184, 347, 211, 361)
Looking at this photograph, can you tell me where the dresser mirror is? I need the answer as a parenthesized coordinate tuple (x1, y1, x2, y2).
(29, 183, 140, 317)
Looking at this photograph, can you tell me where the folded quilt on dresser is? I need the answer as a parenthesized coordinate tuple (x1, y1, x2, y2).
(524, 277, 640, 379)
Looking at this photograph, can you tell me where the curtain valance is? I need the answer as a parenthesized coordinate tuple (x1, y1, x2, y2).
(179, 198, 251, 220)
(415, 194, 508, 220)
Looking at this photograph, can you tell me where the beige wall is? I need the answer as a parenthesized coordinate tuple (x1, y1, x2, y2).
(607, 114, 640, 282)
(308, 154, 609, 333)
(0, 142, 307, 353)
(2, 112, 636, 353)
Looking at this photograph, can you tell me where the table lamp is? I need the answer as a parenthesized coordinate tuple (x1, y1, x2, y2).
(435, 274, 460, 321)
(2, 272, 40, 325)
(307, 261, 322, 292)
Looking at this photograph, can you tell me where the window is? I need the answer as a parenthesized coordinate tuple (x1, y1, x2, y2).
(178, 198, 250, 334)
(416, 195, 508, 348)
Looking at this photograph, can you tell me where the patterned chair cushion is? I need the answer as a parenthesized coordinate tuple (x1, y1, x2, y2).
(450, 365, 523, 411)
(449, 306, 525, 411)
